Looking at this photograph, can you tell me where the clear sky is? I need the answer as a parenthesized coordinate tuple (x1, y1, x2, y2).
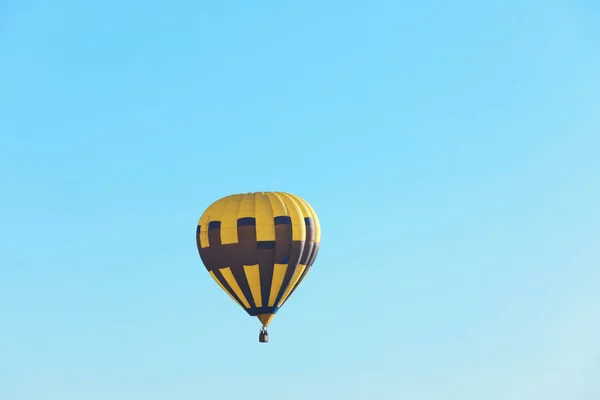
(1, 1, 599, 399)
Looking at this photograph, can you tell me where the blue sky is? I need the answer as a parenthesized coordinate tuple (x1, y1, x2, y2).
(1, 0, 599, 399)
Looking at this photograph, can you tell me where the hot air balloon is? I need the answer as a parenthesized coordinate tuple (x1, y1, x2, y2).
(195, 192, 321, 343)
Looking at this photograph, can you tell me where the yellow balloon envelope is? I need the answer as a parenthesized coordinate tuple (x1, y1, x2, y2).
(195, 192, 321, 342)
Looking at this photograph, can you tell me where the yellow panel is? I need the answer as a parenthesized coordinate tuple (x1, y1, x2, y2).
(276, 192, 306, 241)
(255, 192, 275, 241)
(237, 193, 255, 219)
(285, 193, 311, 218)
(220, 195, 244, 245)
(198, 195, 232, 248)
(277, 264, 306, 307)
(198, 228, 209, 249)
(265, 192, 288, 217)
(209, 270, 243, 308)
(295, 195, 321, 243)
(268, 263, 288, 307)
(219, 267, 251, 308)
(257, 313, 275, 327)
(199, 194, 232, 228)
(280, 267, 311, 307)
(243, 264, 262, 307)
(198, 192, 320, 247)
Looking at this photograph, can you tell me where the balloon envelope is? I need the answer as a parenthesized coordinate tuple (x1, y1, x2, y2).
(195, 192, 321, 327)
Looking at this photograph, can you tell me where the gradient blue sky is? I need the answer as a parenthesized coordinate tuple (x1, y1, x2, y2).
(1, 1, 599, 399)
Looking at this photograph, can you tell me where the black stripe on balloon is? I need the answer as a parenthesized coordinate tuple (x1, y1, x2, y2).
(237, 217, 256, 227)
(273, 240, 304, 306)
(230, 265, 257, 309)
(280, 265, 311, 308)
(212, 268, 245, 309)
